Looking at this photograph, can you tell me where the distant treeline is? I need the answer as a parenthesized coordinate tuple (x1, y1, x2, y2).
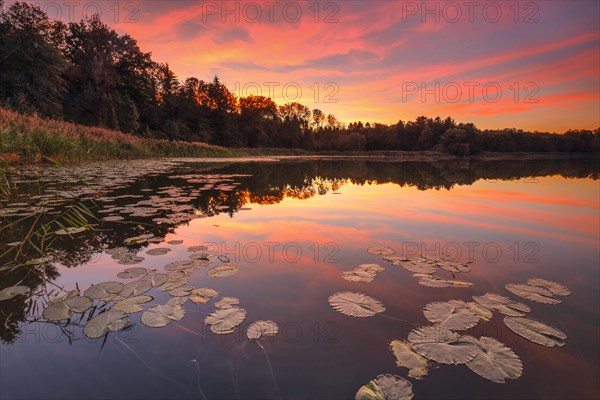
(1, 2, 598, 154)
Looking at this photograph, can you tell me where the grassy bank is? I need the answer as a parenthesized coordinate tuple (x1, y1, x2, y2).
(1, 108, 596, 166)
(0, 108, 241, 164)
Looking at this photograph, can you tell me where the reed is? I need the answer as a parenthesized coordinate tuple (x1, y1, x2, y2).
(0, 108, 239, 164)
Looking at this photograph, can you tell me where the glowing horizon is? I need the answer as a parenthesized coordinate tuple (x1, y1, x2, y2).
(29, 0, 600, 132)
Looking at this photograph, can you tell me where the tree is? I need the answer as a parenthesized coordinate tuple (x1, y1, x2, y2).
(0, 1, 67, 117)
(239, 95, 278, 147)
(312, 108, 325, 128)
(63, 15, 156, 133)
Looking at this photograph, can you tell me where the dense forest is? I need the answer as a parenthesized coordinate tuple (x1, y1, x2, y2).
(1, 2, 598, 154)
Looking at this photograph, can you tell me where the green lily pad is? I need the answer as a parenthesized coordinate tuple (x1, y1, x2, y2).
(189, 288, 219, 304)
(355, 374, 413, 400)
(504, 316, 566, 347)
(328, 292, 385, 317)
(527, 278, 571, 296)
(84, 282, 124, 301)
(464, 336, 523, 383)
(84, 310, 129, 338)
(423, 300, 479, 330)
(43, 295, 92, 321)
(55, 227, 87, 236)
(215, 297, 240, 309)
(389, 340, 429, 379)
(367, 246, 395, 256)
(204, 307, 247, 334)
(247, 320, 279, 340)
(473, 293, 530, 317)
(0, 285, 28, 301)
(505, 283, 560, 304)
(142, 304, 186, 327)
(117, 267, 148, 279)
(207, 264, 239, 277)
(146, 248, 171, 256)
(407, 325, 478, 365)
(113, 295, 154, 314)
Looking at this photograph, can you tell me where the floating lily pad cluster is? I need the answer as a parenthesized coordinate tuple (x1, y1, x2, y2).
(505, 278, 570, 304)
(0, 160, 181, 219)
(386, 255, 473, 288)
(30, 237, 251, 338)
(205, 297, 247, 334)
(342, 246, 571, 399)
(342, 264, 385, 283)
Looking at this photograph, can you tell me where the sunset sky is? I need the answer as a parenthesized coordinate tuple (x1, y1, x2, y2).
(32, 0, 600, 132)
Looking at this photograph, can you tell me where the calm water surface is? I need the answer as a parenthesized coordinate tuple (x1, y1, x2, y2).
(0, 158, 598, 399)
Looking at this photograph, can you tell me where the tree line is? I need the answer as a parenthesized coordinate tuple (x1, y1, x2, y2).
(1, 2, 598, 154)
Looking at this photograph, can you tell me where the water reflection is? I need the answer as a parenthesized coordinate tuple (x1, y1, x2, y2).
(0, 157, 598, 399)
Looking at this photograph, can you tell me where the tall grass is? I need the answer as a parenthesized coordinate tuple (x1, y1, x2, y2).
(0, 108, 240, 164)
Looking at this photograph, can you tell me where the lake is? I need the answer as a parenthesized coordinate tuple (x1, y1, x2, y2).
(0, 157, 598, 399)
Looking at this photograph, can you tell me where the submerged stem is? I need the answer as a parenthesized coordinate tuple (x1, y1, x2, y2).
(380, 314, 418, 325)
(189, 360, 207, 400)
(256, 340, 281, 400)
(114, 336, 181, 388)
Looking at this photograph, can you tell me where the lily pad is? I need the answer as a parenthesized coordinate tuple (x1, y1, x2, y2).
(169, 286, 194, 297)
(84, 282, 124, 300)
(55, 227, 87, 236)
(113, 295, 154, 314)
(117, 267, 148, 279)
(367, 246, 395, 256)
(400, 261, 437, 274)
(505, 283, 560, 304)
(146, 248, 171, 256)
(415, 274, 473, 288)
(167, 296, 188, 306)
(190, 252, 212, 260)
(119, 279, 152, 297)
(465, 302, 493, 321)
(207, 264, 239, 277)
(464, 336, 523, 383)
(407, 325, 478, 364)
(167, 240, 183, 245)
(355, 374, 413, 400)
(473, 293, 530, 317)
(389, 340, 429, 379)
(504, 316, 567, 347)
(140, 273, 169, 287)
(84, 310, 129, 338)
(0, 285, 29, 301)
(102, 215, 124, 222)
(527, 278, 571, 296)
(437, 261, 471, 273)
(43, 295, 92, 321)
(160, 277, 189, 292)
(117, 255, 145, 265)
(188, 245, 208, 252)
(328, 292, 385, 317)
(247, 320, 279, 340)
(215, 297, 240, 309)
(343, 264, 385, 283)
(205, 307, 247, 334)
(142, 304, 186, 328)
(423, 300, 480, 330)
(190, 288, 219, 303)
